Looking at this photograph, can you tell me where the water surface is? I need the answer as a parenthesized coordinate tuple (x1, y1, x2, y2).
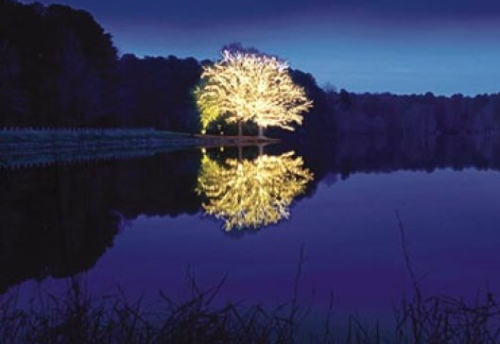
(2, 135, 500, 322)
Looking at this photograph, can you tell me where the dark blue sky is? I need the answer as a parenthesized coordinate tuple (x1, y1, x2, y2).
(28, 0, 500, 95)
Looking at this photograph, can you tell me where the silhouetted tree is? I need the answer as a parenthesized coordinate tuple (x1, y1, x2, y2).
(117, 54, 202, 131)
(0, 39, 27, 123)
(0, 0, 118, 126)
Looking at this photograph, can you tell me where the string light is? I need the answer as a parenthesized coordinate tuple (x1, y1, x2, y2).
(195, 50, 313, 132)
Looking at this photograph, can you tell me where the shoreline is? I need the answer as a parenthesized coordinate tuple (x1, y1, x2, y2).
(0, 128, 279, 169)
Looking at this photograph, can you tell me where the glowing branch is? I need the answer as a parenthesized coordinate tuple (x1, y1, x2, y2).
(195, 49, 313, 133)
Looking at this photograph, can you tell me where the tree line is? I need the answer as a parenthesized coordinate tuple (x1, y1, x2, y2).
(0, 0, 202, 131)
(1, 0, 500, 138)
(331, 91, 500, 136)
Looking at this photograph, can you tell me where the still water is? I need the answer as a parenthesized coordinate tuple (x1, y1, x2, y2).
(2, 136, 500, 322)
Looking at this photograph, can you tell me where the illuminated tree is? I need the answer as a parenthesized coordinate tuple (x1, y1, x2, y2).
(196, 151, 313, 231)
(195, 49, 313, 137)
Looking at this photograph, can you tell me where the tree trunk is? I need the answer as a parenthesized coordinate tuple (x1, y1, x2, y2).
(238, 121, 243, 138)
(258, 144, 264, 156)
(258, 125, 264, 138)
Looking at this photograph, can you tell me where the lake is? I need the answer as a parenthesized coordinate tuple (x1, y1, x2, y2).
(2, 134, 500, 330)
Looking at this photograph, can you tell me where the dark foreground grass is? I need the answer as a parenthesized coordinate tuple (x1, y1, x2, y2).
(1, 215, 499, 344)
(0, 277, 500, 344)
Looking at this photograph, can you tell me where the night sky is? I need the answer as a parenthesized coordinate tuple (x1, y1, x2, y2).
(26, 0, 500, 95)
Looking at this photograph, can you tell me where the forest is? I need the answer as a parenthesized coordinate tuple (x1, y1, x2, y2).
(1, 0, 500, 139)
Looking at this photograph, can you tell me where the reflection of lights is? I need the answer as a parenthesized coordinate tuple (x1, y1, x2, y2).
(194, 50, 313, 132)
(196, 152, 314, 231)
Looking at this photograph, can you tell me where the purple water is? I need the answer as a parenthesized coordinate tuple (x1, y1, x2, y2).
(10, 164, 500, 323)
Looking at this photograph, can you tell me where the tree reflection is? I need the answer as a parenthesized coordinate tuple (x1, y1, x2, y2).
(196, 151, 313, 231)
